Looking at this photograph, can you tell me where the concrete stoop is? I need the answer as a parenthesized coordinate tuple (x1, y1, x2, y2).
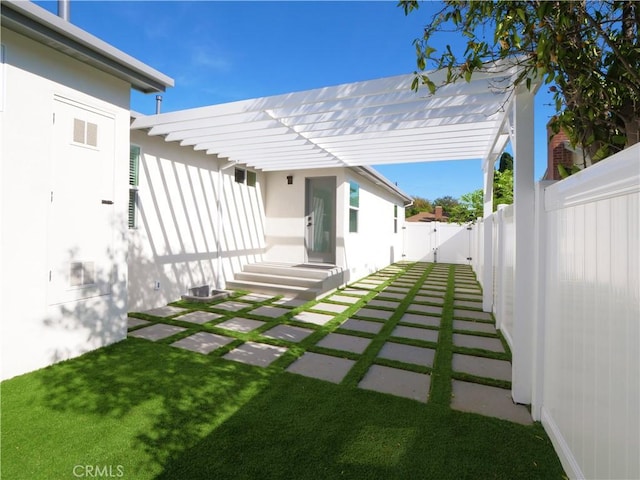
(225, 262, 345, 300)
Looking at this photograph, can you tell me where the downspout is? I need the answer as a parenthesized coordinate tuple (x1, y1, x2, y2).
(216, 160, 236, 290)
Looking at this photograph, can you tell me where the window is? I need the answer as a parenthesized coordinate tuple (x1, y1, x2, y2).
(128, 145, 140, 229)
(349, 181, 359, 233)
(247, 170, 257, 187)
(394, 205, 398, 233)
(234, 167, 246, 184)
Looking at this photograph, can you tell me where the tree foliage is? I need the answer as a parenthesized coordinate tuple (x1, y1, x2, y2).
(405, 196, 433, 217)
(431, 195, 459, 216)
(399, 0, 640, 163)
(448, 189, 483, 224)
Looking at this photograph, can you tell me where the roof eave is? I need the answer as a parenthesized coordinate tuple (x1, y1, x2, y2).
(1, 0, 174, 93)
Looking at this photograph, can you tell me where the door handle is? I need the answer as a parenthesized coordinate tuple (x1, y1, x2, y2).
(101, 200, 114, 205)
(307, 222, 312, 227)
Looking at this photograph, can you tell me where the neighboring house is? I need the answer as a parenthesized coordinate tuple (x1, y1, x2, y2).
(0, 1, 173, 380)
(406, 206, 447, 223)
(128, 126, 411, 310)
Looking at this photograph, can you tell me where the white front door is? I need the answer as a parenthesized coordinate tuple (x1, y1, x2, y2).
(48, 96, 116, 304)
(304, 177, 336, 264)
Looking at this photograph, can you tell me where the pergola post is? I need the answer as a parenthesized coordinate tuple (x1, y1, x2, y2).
(482, 164, 494, 313)
(511, 85, 536, 405)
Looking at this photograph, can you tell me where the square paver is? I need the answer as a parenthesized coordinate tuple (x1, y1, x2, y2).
(349, 283, 378, 290)
(355, 308, 394, 321)
(413, 295, 444, 305)
(455, 300, 483, 309)
(171, 332, 234, 354)
(142, 306, 189, 318)
(261, 324, 314, 343)
(399, 313, 440, 328)
(211, 301, 254, 312)
(129, 323, 187, 341)
(391, 325, 439, 343)
(316, 333, 372, 354)
(377, 291, 406, 300)
(312, 302, 350, 314)
(378, 342, 435, 367)
(451, 380, 532, 425)
(407, 304, 443, 315)
(250, 305, 291, 318)
(358, 365, 430, 403)
(454, 309, 492, 321)
(273, 297, 308, 308)
(340, 318, 384, 334)
(453, 320, 497, 334)
(286, 352, 355, 383)
(340, 288, 369, 296)
(329, 295, 361, 305)
(452, 353, 512, 382)
(216, 318, 266, 333)
(453, 333, 504, 353)
(175, 311, 223, 325)
(223, 342, 287, 367)
(369, 299, 401, 309)
(127, 317, 150, 329)
(237, 293, 275, 302)
(293, 311, 334, 326)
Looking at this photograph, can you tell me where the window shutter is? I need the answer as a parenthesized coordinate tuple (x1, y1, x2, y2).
(129, 146, 140, 186)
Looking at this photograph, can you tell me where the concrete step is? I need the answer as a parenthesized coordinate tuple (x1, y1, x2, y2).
(225, 279, 321, 300)
(233, 271, 320, 288)
(244, 262, 341, 280)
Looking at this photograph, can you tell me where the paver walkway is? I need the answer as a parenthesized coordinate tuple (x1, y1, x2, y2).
(128, 262, 532, 425)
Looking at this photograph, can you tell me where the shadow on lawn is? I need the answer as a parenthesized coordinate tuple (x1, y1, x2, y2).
(155, 373, 565, 480)
(37, 338, 273, 477)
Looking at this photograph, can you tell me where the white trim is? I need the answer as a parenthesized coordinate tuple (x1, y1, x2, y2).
(541, 407, 585, 480)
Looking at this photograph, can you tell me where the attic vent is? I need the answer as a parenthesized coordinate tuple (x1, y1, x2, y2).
(73, 119, 98, 147)
(70, 261, 95, 287)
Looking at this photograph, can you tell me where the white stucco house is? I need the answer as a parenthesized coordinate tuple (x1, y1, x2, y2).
(0, 1, 410, 380)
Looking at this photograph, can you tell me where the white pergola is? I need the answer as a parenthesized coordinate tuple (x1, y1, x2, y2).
(132, 62, 537, 404)
(131, 67, 517, 172)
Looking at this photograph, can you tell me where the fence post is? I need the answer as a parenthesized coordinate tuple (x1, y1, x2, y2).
(511, 86, 536, 405)
(482, 165, 494, 312)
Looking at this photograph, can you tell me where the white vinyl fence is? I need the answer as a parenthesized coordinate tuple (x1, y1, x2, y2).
(404, 144, 639, 480)
(402, 221, 470, 264)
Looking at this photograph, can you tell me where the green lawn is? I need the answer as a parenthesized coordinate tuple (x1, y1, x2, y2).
(2, 337, 565, 479)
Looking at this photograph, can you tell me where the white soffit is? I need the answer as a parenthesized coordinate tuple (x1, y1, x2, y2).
(131, 63, 521, 171)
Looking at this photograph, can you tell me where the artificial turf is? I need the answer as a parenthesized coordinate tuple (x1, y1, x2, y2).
(1, 263, 566, 479)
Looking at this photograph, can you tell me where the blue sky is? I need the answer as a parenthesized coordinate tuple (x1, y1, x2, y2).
(36, 0, 555, 200)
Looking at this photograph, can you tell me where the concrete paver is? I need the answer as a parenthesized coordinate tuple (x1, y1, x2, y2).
(452, 353, 511, 382)
(129, 323, 187, 341)
(453, 319, 497, 335)
(355, 308, 394, 320)
(454, 309, 492, 321)
(175, 311, 223, 325)
(216, 318, 266, 333)
(399, 313, 440, 328)
(262, 325, 314, 343)
(293, 311, 334, 326)
(453, 333, 504, 353)
(391, 325, 439, 343)
(340, 318, 384, 334)
(316, 333, 372, 354)
(211, 301, 255, 312)
(127, 317, 150, 329)
(250, 305, 291, 318)
(378, 342, 435, 367)
(451, 380, 532, 425)
(358, 365, 430, 403)
(224, 342, 287, 367)
(312, 302, 351, 314)
(286, 352, 355, 384)
(171, 332, 234, 354)
(143, 306, 189, 318)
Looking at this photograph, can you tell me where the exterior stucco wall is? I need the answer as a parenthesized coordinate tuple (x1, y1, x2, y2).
(263, 167, 405, 281)
(128, 131, 266, 311)
(0, 29, 130, 380)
